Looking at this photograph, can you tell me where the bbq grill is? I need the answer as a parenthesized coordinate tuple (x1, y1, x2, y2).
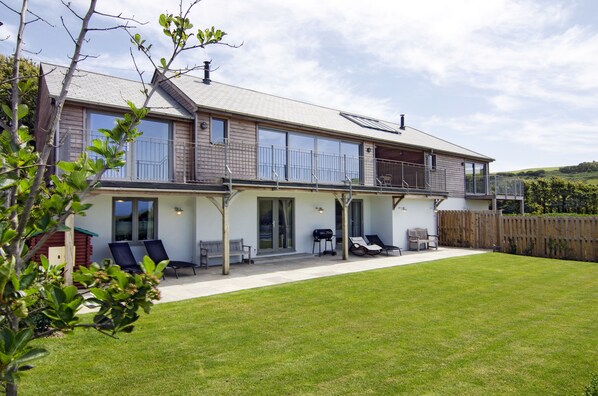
(312, 229, 336, 256)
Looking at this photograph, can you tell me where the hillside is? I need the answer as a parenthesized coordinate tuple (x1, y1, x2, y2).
(495, 161, 598, 185)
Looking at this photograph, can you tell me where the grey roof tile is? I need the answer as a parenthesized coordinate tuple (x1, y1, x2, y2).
(41, 63, 192, 119)
(170, 74, 492, 161)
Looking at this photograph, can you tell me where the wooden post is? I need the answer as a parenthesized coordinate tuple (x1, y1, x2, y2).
(222, 196, 230, 275)
(342, 201, 349, 260)
(64, 214, 75, 286)
(207, 193, 240, 276)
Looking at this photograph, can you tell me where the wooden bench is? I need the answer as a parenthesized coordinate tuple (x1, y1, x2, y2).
(407, 228, 438, 251)
(199, 238, 252, 269)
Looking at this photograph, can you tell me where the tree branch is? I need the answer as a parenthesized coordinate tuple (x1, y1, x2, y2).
(11, 0, 100, 268)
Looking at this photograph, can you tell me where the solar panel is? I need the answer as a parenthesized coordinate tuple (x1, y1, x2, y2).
(340, 112, 399, 133)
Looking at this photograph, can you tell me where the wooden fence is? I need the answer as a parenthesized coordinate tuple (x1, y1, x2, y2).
(438, 211, 598, 262)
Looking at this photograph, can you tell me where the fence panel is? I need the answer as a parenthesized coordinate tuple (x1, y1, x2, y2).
(438, 211, 597, 262)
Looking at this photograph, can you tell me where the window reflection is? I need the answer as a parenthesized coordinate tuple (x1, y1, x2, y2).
(89, 113, 171, 181)
(113, 198, 156, 242)
(258, 127, 361, 184)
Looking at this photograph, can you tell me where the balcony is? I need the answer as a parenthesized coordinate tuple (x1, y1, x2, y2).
(59, 130, 447, 193)
(466, 175, 524, 199)
(489, 175, 524, 198)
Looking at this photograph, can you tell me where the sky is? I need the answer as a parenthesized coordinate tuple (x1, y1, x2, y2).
(1, 0, 597, 172)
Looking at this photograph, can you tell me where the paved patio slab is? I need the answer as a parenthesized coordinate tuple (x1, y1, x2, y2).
(157, 247, 489, 304)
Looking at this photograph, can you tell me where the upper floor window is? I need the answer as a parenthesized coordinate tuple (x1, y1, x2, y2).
(465, 162, 487, 194)
(258, 127, 361, 183)
(88, 112, 171, 181)
(113, 198, 157, 242)
(428, 154, 437, 170)
(211, 117, 228, 144)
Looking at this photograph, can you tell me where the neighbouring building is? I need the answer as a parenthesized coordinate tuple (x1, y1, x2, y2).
(35, 63, 523, 273)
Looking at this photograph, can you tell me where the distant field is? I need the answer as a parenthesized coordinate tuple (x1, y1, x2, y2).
(496, 166, 598, 185)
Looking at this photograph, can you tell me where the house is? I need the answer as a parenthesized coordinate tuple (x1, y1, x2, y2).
(35, 63, 523, 273)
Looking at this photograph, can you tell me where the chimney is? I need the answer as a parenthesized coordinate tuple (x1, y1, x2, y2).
(203, 60, 211, 84)
(400, 114, 405, 130)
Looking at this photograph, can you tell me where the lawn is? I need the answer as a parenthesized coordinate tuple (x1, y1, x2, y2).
(21, 253, 598, 395)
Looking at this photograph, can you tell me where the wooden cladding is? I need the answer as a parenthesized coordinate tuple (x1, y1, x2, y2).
(438, 210, 598, 262)
(437, 154, 465, 198)
(61, 105, 85, 161)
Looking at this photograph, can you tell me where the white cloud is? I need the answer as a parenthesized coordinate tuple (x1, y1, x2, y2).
(9, 0, 597, 171)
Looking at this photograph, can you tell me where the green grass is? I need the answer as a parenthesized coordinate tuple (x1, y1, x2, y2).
(21, 254, 598, 395)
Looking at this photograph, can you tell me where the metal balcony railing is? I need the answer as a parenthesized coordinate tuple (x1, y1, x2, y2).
(58, 129, 447, 192)
(375, 159, 447, 192)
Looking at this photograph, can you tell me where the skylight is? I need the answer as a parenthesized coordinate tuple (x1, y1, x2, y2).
(340, 112, 399, 133)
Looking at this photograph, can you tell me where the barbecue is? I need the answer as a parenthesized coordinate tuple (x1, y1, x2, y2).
(312, 229, 336, 256)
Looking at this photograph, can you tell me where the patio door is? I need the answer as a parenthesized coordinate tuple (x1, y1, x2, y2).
(335, 200, 363, 244)
(258, 198, 294, 254)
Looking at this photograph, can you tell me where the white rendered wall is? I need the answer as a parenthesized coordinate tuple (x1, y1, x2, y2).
(75, 195, 112, 264)
(391, 198, 437, 250)
(436, 197, 491, 211)
(76, 191, 492, 264)
(76, 193, 196, 264)
(368, 196, 394, 245)
(206, 190, 337, 257)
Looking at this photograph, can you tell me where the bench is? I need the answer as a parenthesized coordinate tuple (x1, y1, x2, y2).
(199, 238, 252, 269)
(407, 228, 438, 251)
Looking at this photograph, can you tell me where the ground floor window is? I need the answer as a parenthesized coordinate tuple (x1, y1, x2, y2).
(113, 198, 157, 242)
(257, 198, 294, 254)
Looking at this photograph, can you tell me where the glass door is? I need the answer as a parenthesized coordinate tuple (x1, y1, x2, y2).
(335, 200, 363, 244)
(258, 198, 294, 254)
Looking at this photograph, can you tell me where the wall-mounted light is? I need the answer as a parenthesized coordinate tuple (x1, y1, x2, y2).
(316, 206, 324, 214)
(200, 121, 208, 130)
(174, 207, 184, 215)
(366, 147, 372, 153)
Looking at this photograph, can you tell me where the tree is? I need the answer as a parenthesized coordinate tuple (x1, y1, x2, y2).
(0, 56, 37, 132)
(522, 177, 598, 215)
(0, 1, 232, 394)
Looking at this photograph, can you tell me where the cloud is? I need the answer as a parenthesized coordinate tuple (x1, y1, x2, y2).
(9, 0, 597, 171)
(0, 22, 16, 48)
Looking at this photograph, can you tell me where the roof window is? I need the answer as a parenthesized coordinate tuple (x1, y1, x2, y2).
(340, 112, 399, 134)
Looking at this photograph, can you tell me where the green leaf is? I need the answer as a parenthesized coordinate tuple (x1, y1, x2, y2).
(90, 288, 110, 301)
(56, 161, 77, 173)
(63, 285, 79, 302)
(17, 104, 29, 120)
(159, 14, 168, 28)
(12, 329, 34, 355)
(2, 104, 12, 120)
(141, 255, 156, 274)
(1, 229, 17, 244)
(14, 348, 49, 365)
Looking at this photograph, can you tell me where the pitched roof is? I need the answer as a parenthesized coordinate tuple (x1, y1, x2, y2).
(41, 63, 192, 119)
(168, 74, 493, 161)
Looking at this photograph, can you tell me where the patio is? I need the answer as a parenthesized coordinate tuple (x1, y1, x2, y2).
(157, 247, 488, 304)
